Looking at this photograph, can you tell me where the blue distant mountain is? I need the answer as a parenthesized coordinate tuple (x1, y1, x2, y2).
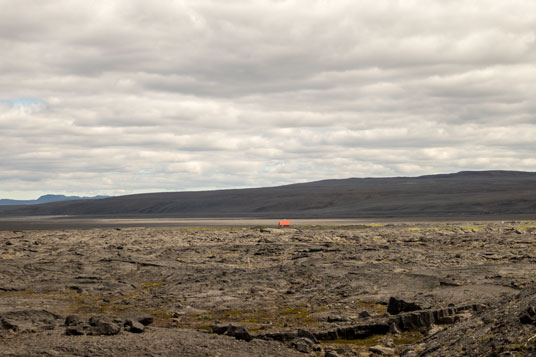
(0, 194, 110, 206)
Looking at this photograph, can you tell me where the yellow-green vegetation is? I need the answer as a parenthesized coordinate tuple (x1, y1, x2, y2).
(278, 306, 318, 325)
(517, 225, 536, 231)
(394, 331, 424, 345)
(321, 334, 383, 346)
(195, 325, 212, 331)
(149, 310, 173, 319)
(367, 223, 386, 228)
(408, 225, 484, 232)
(356, 301, 387, 314)
(222, 309, 242, 317)
(195, 314, 214, 321)
(20, 289, 37, 295)
(184, 305, 319, 330)
(67, 293, 107, 314)
(140, 281, 165, 290)
(1, 252, 19, 259)
(321, 331, 423, 349)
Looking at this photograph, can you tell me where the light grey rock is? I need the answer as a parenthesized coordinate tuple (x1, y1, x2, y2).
(290, 337, 314, 353)
(212, 324, 252, 342)
(125, 318, 145, 333)
(369, 345, 395, 355)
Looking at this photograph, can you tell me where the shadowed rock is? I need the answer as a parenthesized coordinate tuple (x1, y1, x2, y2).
(124, 319, 145, 333)
(212, 324, 252, 341)
(519, 304, 536, 325)
(387, 297, 422, 315)
(0, 310, 62, 333)
(290, 337, 315, 353)
(65, 315, 82, 326)
(88, 316, 121, 336)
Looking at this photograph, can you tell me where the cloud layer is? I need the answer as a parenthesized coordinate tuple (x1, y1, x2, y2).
(1, 0, 536, 198)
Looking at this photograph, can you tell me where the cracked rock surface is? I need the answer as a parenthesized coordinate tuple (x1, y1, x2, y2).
(1, 220, 536, 355)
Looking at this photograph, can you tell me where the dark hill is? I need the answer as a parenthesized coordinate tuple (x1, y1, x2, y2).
(1, 170, 536, 218)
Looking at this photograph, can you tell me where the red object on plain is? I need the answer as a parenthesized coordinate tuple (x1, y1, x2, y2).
(279, 220, 291, 227)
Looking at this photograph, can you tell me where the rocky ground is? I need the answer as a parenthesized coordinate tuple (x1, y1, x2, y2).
(1, 221, 536, 356)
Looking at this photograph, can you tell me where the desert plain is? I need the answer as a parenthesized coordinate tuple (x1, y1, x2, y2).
(1, 218, 536, 356)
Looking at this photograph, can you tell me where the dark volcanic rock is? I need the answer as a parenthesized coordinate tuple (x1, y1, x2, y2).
(65, 325, 85, 336)
(212, 324, 252, 342)
(519, 304, 536, 325)
(324, 350, 340, 357)
(290, 337, 315, 353)
(123, 313, 153, 326)
(125, 319, 145, 333)
(257, 331, 299, 342)
(0, 309, 62, 333)
(1, 317, 19, 331)
(137, 314, 154, 326)
(389, 306, 471, 332)
(392, 311, 433, 331)
(387, 297, 422, 315)
(65, 315, 82, 326)
(416, 288, 536, 356)
(88, 317, 121, 336)
(359, 311, 371, 318)
(297, 328, 318, 343)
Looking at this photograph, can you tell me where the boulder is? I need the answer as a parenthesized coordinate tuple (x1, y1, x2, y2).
(395, 311, 434, 331)
(124, 319, 145, 333)
(324, 350, 340, 357)
(359, 311, 371, 318)
(1, 318, 19, 331)
(520, 305, 536, 325)
(387, 297, 422, 315)
(65, 325, 85, 336)
(87, 317, 121, 336)
(369, 345, 395, 355)
(137, 315, 153, 326)
(212, 324, 252, 342)
(65, 315, 82, 326)
(0, 309, 62, 333)
(297, 328, 318, 343)
(122, 313, 153, 326)
(290, 337, 315, 353)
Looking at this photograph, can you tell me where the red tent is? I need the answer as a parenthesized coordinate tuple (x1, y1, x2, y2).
(279, 220, 291, 227)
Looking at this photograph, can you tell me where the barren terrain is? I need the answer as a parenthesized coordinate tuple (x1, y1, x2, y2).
(2, 171, 536, 219)
(1, 220, 536, 356)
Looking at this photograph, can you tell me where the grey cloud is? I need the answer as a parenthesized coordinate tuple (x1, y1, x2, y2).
(1, 0, 536, 199)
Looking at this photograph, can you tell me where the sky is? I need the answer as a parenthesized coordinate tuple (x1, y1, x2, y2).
(1, 0, 536, 199)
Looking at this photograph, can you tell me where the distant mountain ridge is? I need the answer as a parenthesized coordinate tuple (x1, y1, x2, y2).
(0, 194, 110, 206)
(1, 171, 536, 218)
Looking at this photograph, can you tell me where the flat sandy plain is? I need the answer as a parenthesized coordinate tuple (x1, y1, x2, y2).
(1, 218, 536, 356)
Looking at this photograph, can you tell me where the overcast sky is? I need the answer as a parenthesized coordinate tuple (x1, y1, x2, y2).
(1, 0, 536, 199)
